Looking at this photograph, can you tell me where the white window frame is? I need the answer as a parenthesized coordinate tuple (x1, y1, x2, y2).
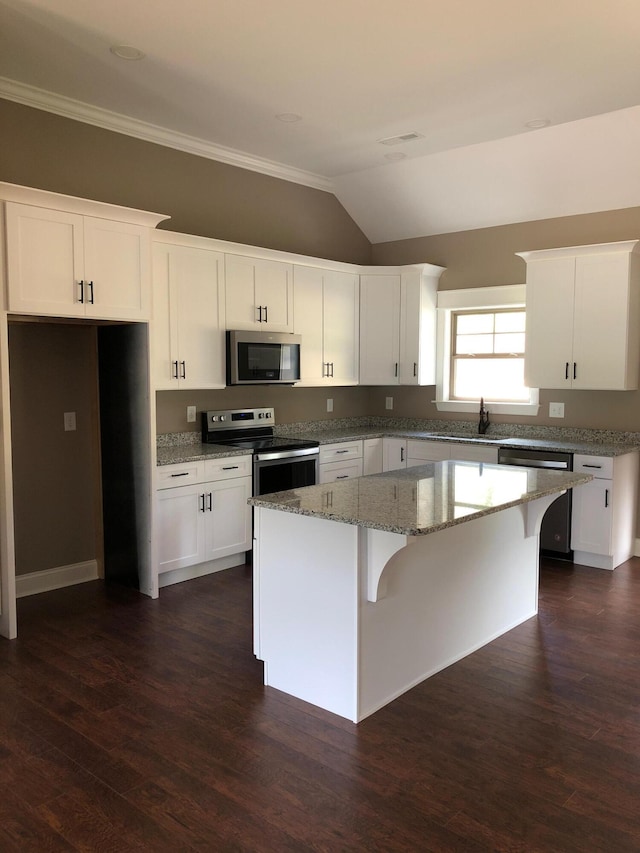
(435, 285, 539, 416)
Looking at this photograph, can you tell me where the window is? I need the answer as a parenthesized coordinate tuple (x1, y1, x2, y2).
(435, 285, 539, 416)
(451, 308, 528, 402)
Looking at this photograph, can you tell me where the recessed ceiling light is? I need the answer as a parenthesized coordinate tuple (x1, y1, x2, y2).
(110, 45, 146, 61)
(385, 152, 406, 162)
(276, 113, 302, 123)
(525, 119, 550, 129)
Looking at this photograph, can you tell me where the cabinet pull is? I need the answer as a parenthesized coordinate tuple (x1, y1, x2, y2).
(180, 360, 186, 379)
(257, 306, 263, 322)
(222, 465, 239, 470)
(78, 280, 84, 304)
(87, 280, 94, 304)
(582, 464, 602, 469)
(330, 362, 334, 377)
(413, 362, 417, 377)
(573, 362, 577, 380)
(170, 472, 190, 478)
(264, 305, 268, 323)
(395, 362, 398, 377)
(336, 449, 349, 454)
(322, 362, 328, 377)
(565, 362, 569, 380)
(200, 494, 206, 512)
(336, 475, 349, 479)
(172, 361, 179, 379)
(400, 447, 405, 463)
(605, 489, 609, 508)
(207, 492, 212, 511)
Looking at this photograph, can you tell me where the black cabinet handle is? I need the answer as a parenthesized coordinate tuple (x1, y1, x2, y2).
(400, 447, 405, 463)
(172, 361, 179, 379)
(199, 494, 206, 512)
(222, 465, 239, 470)
(413, 362, 417, 377)
(331, 362, 334, 377)
(88, 280, 94, 304)
(565, 362, 569, 380)
(207, 492, 212, 511)
(170, 472, 190, 478)
(605, 489, 609, 508)
(336, 449, 349, 454)
(78, 280, 84, 304)
(336, 475, 349, 479)
(573, 362, 577, 380)
(257, 306, 263, 322)
(583, 464, 602, 469)
(264, 305, 268, 323)
(180, 361, 186, 379)
(394, 362, 398, 377)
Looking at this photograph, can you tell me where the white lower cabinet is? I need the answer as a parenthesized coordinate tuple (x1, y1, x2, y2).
(319, 441, 364, 483)
(363, 438, 383, 475)
(156, 457, 252, 582)
(382, 438, 407, 471)
(571, 452, 639, 570)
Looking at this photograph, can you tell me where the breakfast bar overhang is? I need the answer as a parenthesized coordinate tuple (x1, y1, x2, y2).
(250, 461, 591, 723)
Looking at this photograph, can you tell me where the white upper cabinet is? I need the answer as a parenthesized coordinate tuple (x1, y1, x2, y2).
(152, 234, 226, 390)
(293, 265, 359, 386)
(359, 264, 444, 385)
(520, 241, 640, 390)
(225, 254, 293, 332)
(3, 187, 168, 320)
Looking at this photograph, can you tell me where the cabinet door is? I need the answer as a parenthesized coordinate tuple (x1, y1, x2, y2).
(453, 445, 499, 463)
(293, 266, 325, 384)
(524, 257, 575, 389)
(571, 479, 613, 556)
(151, 242, 179, 388)
(83, 217, 150, 320)
(225, 255, 293, 331)
(5, 203, 85, 316)
(573, 253, 634, 390)
(359, 275, 400, 384)
(175, 246, 225, 389)
(363, 438, 383, 475)
(323, 271, 359, 385)
(204, 477, 252, 561)
(382, 438, 407, 471)
(156, 485, 205, 573)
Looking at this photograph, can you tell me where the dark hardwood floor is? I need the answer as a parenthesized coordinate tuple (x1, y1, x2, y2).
(2, 557, 640, 851)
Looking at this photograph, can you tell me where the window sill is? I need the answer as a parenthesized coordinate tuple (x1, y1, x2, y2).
(435, 400, 540, 417)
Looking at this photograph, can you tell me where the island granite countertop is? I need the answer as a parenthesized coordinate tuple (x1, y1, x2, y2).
(249, 460, 592, 536)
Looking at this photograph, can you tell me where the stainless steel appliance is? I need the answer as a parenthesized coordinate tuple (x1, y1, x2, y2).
(498, 447, 573, 559)
(202, 407, 319, 496)
(226, 330, 301, 385)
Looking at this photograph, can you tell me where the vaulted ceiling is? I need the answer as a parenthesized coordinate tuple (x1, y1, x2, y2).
(2, 0, 640, 242)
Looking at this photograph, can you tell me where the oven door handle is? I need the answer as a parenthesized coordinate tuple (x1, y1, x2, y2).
(254, 447, 319, 463)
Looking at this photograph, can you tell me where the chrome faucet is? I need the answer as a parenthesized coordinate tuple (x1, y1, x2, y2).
(478, 397, 490, 434)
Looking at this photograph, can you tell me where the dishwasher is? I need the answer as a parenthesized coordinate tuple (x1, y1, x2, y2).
(498, 447, 573, 559)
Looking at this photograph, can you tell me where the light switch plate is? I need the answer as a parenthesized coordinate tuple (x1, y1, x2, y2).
(64, 411, 76, 431)
(326, 398, 333, 413)
(549, 402, 565, 418)
(385, 397, 393, 410)
(187, 405, 197, 423)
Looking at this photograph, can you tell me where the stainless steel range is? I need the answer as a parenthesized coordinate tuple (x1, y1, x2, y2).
(201, 408, 319, 496)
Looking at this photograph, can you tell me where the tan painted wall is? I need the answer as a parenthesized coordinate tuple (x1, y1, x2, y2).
(370, 211, 640, 434)
(8, 323, 100, 576)
(0, 99, 372, 264)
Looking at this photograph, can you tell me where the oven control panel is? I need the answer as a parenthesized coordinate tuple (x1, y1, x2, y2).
(203, 407, 275, 431)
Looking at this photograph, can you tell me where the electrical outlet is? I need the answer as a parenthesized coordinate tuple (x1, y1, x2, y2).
(385, 397, 393, 410)
(326, 398, 333, 413)
(63, 411, 76, 431)
(187, 405, 197, 423)
(549, 402, 565, 418)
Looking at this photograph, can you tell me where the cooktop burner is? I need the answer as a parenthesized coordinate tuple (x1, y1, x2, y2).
(201, 407, 319, 455)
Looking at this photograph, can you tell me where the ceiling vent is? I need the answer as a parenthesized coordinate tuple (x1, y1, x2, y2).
(377, 131, 424, 146)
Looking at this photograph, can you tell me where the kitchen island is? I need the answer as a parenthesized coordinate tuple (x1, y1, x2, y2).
(250, 461, 591, 722)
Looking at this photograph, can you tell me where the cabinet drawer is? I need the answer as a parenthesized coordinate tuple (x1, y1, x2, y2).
(156, 462, 204, 489)
(573, 454, 613, 479)
(319, 459, 363, 483)
(319, 441, 362, 464)
(204, 455, 253, 481)
(407, 440, 451, 462)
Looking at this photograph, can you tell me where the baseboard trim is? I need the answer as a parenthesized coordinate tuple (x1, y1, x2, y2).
(158, 553, 247, 588)
(16, 560, 100, 598)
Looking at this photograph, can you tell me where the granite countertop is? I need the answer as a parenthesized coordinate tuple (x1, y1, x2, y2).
(249, 461, 592, 536)
(285, 427, 640, 457)
(156, 444, 251, 466)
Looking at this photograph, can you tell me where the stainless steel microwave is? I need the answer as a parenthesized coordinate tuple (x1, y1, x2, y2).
(226, 330, 301, 385)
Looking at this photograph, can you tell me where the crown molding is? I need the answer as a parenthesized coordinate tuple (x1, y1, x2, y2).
(0, 77, 335, 194)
